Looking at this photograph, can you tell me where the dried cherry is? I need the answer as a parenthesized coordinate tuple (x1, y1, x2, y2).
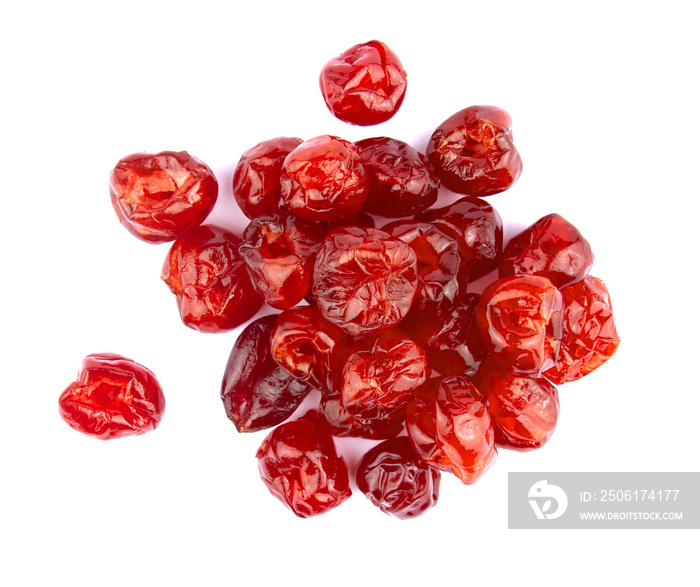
(161, 225, 262, 333)
(426, 105, 522, 197)
(356, 436, 440, 519)
(232, 137, 303, 219)
(256, 410, 352, 518)
(319, 40, 407, 126)
(58, 353, 165, 440)
(319, 392, 406, 439)
(312, 226, 418, 336)
(109, 151, 218, 243)
(221, 315, 312, 433)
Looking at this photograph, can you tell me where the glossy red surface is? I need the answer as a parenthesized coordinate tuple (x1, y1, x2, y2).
(109, 151, 218, 243)
(319, 392, 406, 439)
(58, 353, 165, 440)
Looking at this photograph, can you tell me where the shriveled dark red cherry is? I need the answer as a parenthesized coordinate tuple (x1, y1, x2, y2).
(239, 214, 326, 310)
(256, 410, 352, 518)
(319, 392, 406, 439)
(280, 135, 368, 223)
(58, 353, 165, 440)
(109, 151, 218, 243)
(161, 225, 262, 333)
(270, 305, 352, 393)
(427, 105, 522, 197)
(475, 275, 563, 376)
(405, 376, 497, 484)
(221, 315, 312, 433)
(356, 137, 438, 217)
(356, 436, 441, 519)
(415, 196, 503, 281)
(500, 213, 594, 288)
(544, 276, 620, 384)
(312, 226, 418, 336)
(232, 137, 303, 219)
(473, 359, 559, 451)
(319, 40, 407, 126)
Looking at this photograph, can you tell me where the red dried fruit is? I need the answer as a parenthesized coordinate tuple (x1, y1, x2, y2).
(356, 436, 440, 519)
(355, 137, 438, 217)
(473, 360, 559, 451)
(319, 392, 406, 439)
(476, 275, 564, 376)
(256, 410, 352, 518)
(58, 353, 165, 440)
(323, 211, 376, 231)
(109, 151, 218, 243)
(239, 214, 326, 310)
(415, 196, 503, 281)
(280, 135, 368, 223)
(544, 276, 620, 384)
(341, 330, 428, 420)
(319, 40, 407, 126)
(232, 137, 303, 219)
(312, 226, 418, 336)
(427, 105, 522, 197)
(221, 315, 312, 433)
(161, 225, 262, 333)
(270, 305, 352, 392)
(500, 213, 594, 288)
(405, 376, 496, 484)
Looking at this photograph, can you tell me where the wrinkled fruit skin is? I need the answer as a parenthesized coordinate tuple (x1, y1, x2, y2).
(476, 275, 563, 376)
(427, 105, 523, 197)
(109, 151, 218, 243)
(415, 196, 503, 281)
(233, 137, 303, 219)
(356, 437, 440, 519)
(280, 135, 368, 223)
(320, 392, 406, 439)
(406, 376, 497, 484)
(473, 360, 559, 451)
(161, 225, 262, 333)
(544, 276, 620, 384)
(319, 40, 407, 126)
(221, 315, 312, 433)
(500, 213, 594, 288)
(312, 226, 418, 336)
(58, 353, 165, 440)
(356, 137, 438, 217)
(256, 410, 352, 518)
(239, 214, 326, 309)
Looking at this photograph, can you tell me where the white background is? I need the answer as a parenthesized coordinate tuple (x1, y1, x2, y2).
(2, 1, 698, 585)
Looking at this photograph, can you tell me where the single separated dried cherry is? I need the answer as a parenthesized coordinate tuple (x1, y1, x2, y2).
(58, 353, 165, 440)
(319, 40, 407, 126)
(161, 225, 262, 333)
(221, 315, 312, 433)
(256, 410, 352, 518)
(109, 151, 218, 243)
(356, 437, 441, 519)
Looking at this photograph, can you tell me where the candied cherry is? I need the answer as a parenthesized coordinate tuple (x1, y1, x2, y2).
(356, 137, 438, 217)
(427, 105, 522, 197)
(476, 275, 563, 375)
(280, 135, 368, 223)
(239, 214, 326, 310)
(312, 226, 418, 336)
(319, 40, 407, 126)
(58, 353, 165, 440)
(232, 137, 303, 219)
(319, 392, 406, 439)
(405, 376, 496, 485)
(356, 436, 441, 519)
(221, 315, 312, 433)
(161, 225, 262, 333)
(415, 196, 504, 281)
(473, 359, 559, 451)
(256, 410, 352, 518)
(109, 151, 218, 243)
(544, 276, 620, 384)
